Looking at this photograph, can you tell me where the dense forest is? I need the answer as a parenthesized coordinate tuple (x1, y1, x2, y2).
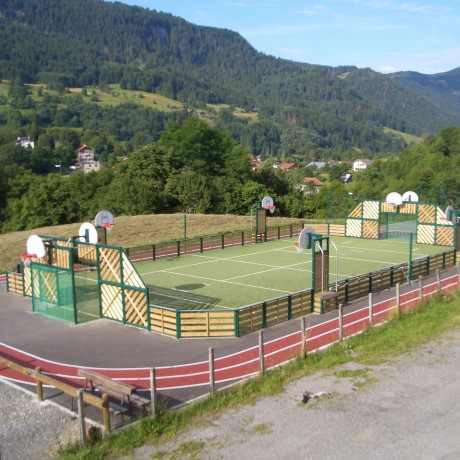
(1, 0, 460, 161)
(0, 0, 459, 234)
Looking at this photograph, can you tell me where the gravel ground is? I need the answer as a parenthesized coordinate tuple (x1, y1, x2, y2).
(2, 329, 460, 460)
(0, 382, 80, 460)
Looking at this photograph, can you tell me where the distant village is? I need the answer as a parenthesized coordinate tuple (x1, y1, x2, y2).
(14, 137, 101, 173)
(251, 155, 372, 194)
(14, 136, 373, 193)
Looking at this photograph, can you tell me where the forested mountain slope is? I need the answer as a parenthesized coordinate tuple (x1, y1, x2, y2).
(1, 0, 459, 159)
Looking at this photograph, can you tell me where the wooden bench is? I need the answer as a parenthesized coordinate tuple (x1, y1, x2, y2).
(78, 368, 149, 416)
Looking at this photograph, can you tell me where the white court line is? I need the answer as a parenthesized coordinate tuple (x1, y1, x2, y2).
(152, 289, 233, 310)
(151, 270, 292, 294)
(140, 243, 305, 277)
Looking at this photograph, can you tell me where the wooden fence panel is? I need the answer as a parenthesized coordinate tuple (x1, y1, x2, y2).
(150, 307, 177, 336)
(436, 226, 454, 246)
(290, 291, 312, 318)
(329, 225, 345, 236)
(238, 304, 264, 335)
(6, 272, 23, 295)
(265, 298, 289, 327)
(179, 311, 235, 338)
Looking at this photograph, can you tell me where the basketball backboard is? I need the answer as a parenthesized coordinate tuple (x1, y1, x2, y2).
(298, 226, 315, 250)
(79, 222, 98, 244)
(26, 234, 46, 258)
(95, 210, 114, 228)
(385, 192, 403, 206)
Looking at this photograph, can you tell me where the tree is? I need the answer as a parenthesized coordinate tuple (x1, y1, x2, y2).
(159, 117, 237, 177)
(104, 144, 172, 215)
(166, 168, 212, 213)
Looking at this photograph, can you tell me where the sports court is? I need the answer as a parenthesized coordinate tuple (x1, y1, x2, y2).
(72, 236, 443, 311)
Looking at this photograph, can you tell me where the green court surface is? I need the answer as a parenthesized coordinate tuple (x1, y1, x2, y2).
(130, 236, 444, 311)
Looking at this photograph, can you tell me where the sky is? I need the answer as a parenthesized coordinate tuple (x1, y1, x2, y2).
(119, 0, 459, 75)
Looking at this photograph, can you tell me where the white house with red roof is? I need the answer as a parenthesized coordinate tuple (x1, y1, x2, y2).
(75, 145, 100, 173)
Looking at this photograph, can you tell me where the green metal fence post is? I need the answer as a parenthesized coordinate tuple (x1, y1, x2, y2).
(262, 302, 267, 328)
(287, 295, 292, 320)
(69, 248, 78, 324)
(234, 309, 239, 337)
(146, 288, 151, 331)
(119, 248, 126, 325)
(176, 311, 181, 339)
(176, 241, 181, 257)
(200, 237, 203, 253)
(221, 234, 225, 249)
(408, 232, 413, 283)
(241, 231, 245, 246)
(152, 244, 156, 261)
(96, 245, 102, 318)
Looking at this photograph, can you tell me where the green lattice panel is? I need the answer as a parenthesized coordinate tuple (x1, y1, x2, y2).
(348, 203, 363, 219)
(363, 201, 379, 220)
(417, 224, 435, 245)
(346, 219, 362, 237)
(363, 221, 379, 239)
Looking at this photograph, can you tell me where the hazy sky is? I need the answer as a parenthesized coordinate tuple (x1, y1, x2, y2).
(119, 0, 459, 75)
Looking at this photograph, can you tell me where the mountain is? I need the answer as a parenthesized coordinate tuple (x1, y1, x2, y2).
(1, 0, 459, 159)
(389, 68, 460, 122)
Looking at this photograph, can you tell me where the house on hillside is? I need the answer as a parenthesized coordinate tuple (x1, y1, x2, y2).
(299, 177, 323, 195)
(14, 136, 34, 149)
(340, 173, 353, 183)
(307, 161, 326, 170)
(352, 159, 372, 171)
(279, 162, 301, 171)
(75, 144, 100, 173)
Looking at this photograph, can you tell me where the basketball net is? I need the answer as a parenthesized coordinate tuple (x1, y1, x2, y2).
(266, 205, 276, 214)
(21, 254, 36, 267)
(101, 223, 113, 233)
(294, 242, 304, 255)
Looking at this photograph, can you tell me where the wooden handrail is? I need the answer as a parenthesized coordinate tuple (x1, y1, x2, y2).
(0, 355, 110, 431)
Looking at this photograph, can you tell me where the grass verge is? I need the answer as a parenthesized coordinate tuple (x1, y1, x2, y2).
(57, 290, 460, 459)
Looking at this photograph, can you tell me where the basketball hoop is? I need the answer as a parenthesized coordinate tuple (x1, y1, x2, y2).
(265, 205, 276, 215)
(294, 242, 304, 255)
(101, 223, 113, 233)
(21, 253, 36, 267)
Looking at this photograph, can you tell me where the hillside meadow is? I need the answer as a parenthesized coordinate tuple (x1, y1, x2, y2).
(0, 213, 305, 272)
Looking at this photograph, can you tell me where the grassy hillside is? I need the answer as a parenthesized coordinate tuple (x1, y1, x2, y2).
(0, 81, 258, 121)
(383, 127, 423, 145)
(0, 213, 304, 272)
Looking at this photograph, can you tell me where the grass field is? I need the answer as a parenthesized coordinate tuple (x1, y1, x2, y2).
(103, 235, 444, 311)
(0, 214, 305, 272)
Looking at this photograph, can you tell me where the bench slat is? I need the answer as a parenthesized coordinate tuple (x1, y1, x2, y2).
(78, 368, 136, 395)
